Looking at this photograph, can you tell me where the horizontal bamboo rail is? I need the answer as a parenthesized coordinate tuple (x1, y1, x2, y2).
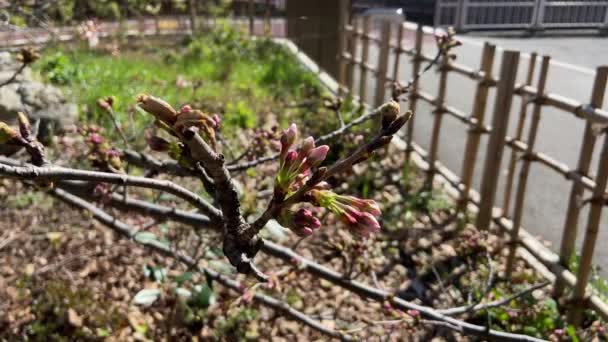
(339, 19, 608, 324)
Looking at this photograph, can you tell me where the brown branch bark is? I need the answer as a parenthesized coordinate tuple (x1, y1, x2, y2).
(0, 161, 222, 221)
(49, 187, 353, 341)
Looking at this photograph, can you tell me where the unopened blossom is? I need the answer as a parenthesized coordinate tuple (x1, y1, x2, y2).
(311, 189, 382, 237)
(277, 208, 321, 237)
(275, 124, 330, 195)
(88, 133, 104, 145)
(279, 123, 298, 161)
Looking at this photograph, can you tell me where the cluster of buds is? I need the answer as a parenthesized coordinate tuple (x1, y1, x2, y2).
(275, 124, 329, 197)
(0, 112, 46, 166)
(79, 125, 122, 172)
(137, 94, 220, 149)
(96, 96, 115, 113)
(310, 189, 381, 238)
(277, 207, 321, 237)
(434, 27, 461, 60)
(16, 47, 40, 66)
(391, 81, 410, 102)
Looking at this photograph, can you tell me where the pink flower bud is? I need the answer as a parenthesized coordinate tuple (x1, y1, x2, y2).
(350, 198, 381, 217)
(407, 309, 420, 318)
(300, 136, 315, 156)
(554, 329, 564, 337)
(180, 104, 192, 113)
(294, 208, 321, 230)
(284, 150, 298, 169)
(280, 123, 298, 154)
(106, 149, 120, 158)
(212, 114, 221, 128)
(88, 133, 103, 145)
(306, 145, 329, 167)
(359, 212, 380, 232)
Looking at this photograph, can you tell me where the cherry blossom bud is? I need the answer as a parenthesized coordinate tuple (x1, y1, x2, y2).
(180, 104, 192, 113)
(284, 150, 298, 168)
(293, 208, 321, 230)
(212, 114, 221, 128)
(407, 309, 420, 318)
(0, 122, 20, 145)
(17, 112, 32, 139)
(300, 136, 315, 156)
(280, 123, 298, 154)
(356, 212, 381, 236)
(380, 100, 400, 129)
(88, 133, 104, 145)
(306, 145, 329, 167)
(137, 94, 178, 125)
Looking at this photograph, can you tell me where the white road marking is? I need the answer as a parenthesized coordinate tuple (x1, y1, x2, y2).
(403, 21, 597, 75)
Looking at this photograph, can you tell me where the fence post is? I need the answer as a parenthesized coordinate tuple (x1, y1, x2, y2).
(391, 22, 404, 87)
(475, 50, 520, 231)
(426, 53, 449, 186)
(569, 129, 608, 325)
(555, 66, 608, 297)
(358, 16, 371, 104)
(457, 42, 496, 211)
(188, 0, 197, 34)
(531, 0, 546, 31)
(503, 53, 538, 216)
(264, 0, 271, 36)
(406, 25, 424, 162)
(505, 56, 550, 277)
(346, 18, 360, 94)
(337, 0, 350, 95)
(458, 0, 469, 31)
(374, 21, 391, 107)
(249, 0, 254, 35)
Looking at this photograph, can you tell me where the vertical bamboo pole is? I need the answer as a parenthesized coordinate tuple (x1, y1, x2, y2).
(569, 130, 608, 325)
(188, 0, 197, 34)
(476, 50, 520, 231)
(358, 16, 371, 104)
(337, 0, 350, 95)
(425, 53, 449, 186)
(264, 0, 271, 36)
(374, 21, 391, 107)
(406, 25, 424, 161)
(457, 42, 496, 211)
(505, 56, 551, 277)
(502, 53, 537, 217)
(249, 0, 254, 36)
(347, 18, 360, 94)
(555, 66, 608, 297)
(391, 22, 405, 86)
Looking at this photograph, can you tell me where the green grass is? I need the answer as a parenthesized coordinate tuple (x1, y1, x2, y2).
(35, 25, 324, 148)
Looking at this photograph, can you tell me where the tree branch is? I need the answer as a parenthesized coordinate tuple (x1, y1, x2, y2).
(48, 187, 353, 341)
(0, 161, 222, 221)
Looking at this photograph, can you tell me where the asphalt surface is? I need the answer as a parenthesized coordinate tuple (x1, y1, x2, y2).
(356, 29, 608, 271)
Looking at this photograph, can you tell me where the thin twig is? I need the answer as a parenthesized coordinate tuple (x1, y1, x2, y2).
(0, 63, 26, 88)
(0, 162, 222, 220)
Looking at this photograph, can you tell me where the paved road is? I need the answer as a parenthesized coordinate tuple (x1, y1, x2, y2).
(357, 29, 608, 271)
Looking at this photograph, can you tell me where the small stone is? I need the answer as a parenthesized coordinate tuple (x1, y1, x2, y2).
(67, 308, 83, 328)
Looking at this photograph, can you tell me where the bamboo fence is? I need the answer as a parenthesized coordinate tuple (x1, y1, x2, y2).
(339, 18, 608, 325)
